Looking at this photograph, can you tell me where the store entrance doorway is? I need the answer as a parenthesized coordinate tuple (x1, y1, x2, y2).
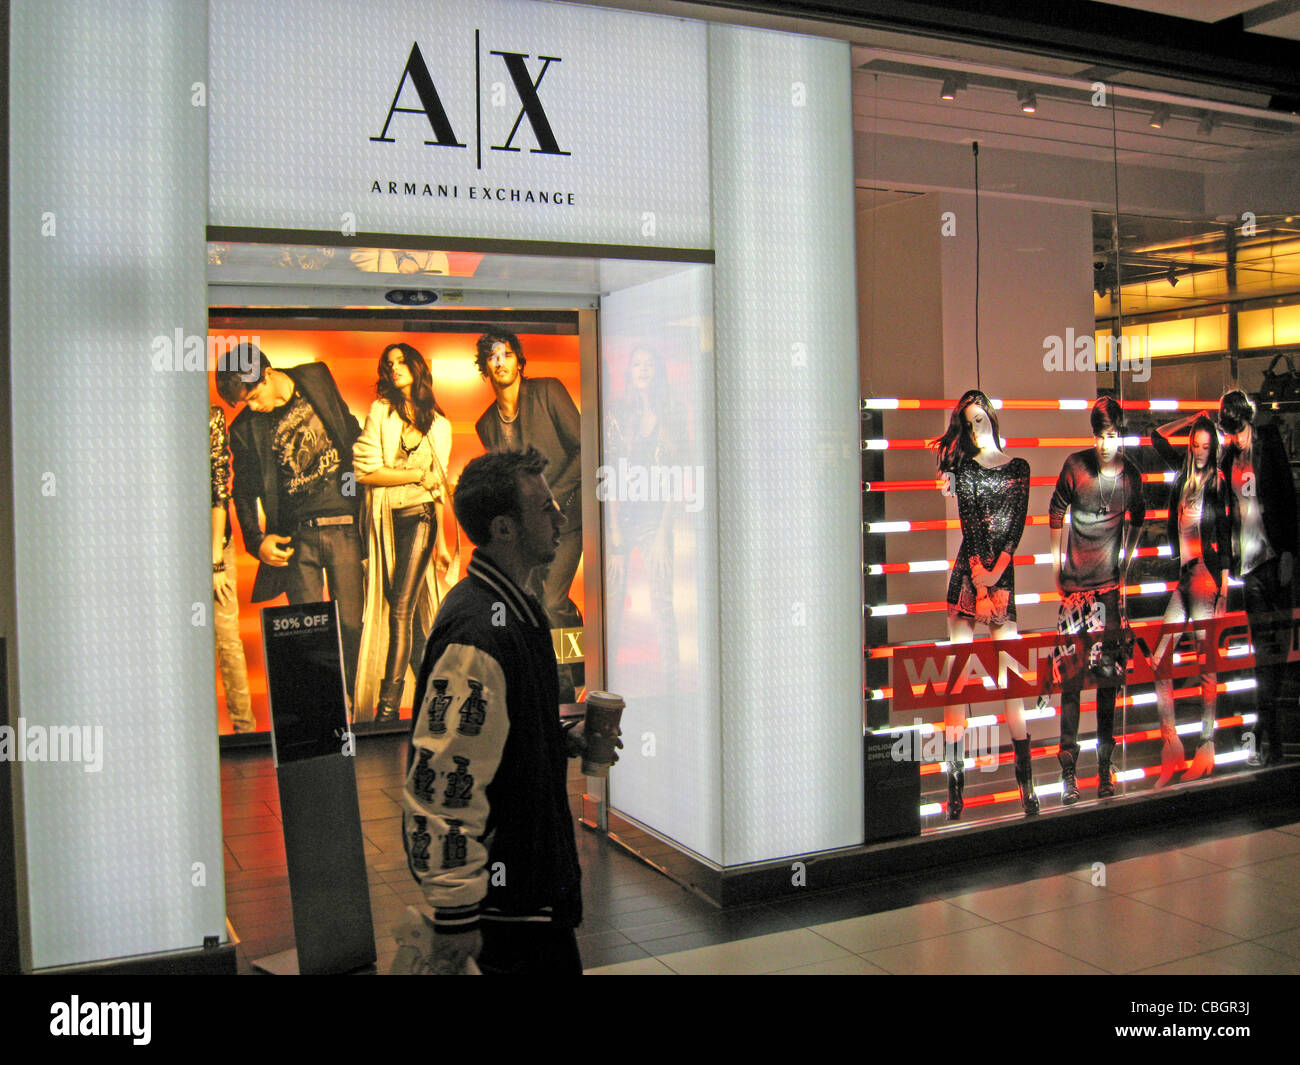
(206, 239, 706, 742)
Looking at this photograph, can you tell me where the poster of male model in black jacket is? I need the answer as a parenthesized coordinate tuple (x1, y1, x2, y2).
(474, 331, 584, 697)
(1218, 389, 1298, 766)
(215, 346, 364, 695)
(395, 447, 612, 976)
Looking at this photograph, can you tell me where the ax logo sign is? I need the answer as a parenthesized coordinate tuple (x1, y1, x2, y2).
(371, 34, 570, 166)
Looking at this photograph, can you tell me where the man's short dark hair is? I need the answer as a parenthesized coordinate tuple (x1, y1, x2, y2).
(474, 331, 526, 378)
(214, 344, 268, 405)
(453, 447, 547, 546)
(1090, 395, 1124, 436)
(1218, 389, 1255, 434)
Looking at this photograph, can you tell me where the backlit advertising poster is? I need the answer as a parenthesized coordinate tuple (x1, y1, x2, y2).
(207, 327, 583, 735)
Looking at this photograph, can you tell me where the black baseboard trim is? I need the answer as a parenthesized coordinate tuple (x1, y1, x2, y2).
(606, 762, 1300, 908)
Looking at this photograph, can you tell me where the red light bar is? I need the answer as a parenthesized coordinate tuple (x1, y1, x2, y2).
(866, 510, 1169, 532)
(865, 473, 1171, 492)
(863, 398, 1220, 412)
(862, 435, 1191, 451)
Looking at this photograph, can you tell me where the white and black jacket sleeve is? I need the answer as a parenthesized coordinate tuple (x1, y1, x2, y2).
(401, 642, 508, 934)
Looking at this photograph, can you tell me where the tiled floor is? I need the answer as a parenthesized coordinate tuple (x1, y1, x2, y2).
(222, 736, 1300, 975)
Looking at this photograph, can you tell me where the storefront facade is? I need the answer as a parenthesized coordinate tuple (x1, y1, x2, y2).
(3, 0, 1299, 973)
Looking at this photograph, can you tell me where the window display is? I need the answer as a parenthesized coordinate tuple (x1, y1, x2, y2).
(870, 390, 1299, 830)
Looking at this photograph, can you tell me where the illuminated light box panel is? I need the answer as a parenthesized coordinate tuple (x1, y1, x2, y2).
(9, 1, 226, 969)
(709, 24, 863, 866)
(208, 0, 711, 249)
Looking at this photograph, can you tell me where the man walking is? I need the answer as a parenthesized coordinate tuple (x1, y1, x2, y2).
(396, 447, 594, 975)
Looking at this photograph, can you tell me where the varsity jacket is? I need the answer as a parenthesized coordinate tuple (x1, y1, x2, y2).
(475, 378, 582, 529)
(402, 550, 582, 934)
(1220, 422, 1298, 575)
(227, 363, 362, 602)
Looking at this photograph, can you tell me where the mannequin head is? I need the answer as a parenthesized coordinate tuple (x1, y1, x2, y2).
(933, 389, 1002, 472)
(1090, 396, 1124, 465)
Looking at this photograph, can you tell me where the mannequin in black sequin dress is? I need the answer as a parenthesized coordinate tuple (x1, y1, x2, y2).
(933, 390, 1037, 818)
(948, 458, 1031, 627)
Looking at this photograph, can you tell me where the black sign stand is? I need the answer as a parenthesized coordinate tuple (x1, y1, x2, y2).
(254, 602, 375, 975)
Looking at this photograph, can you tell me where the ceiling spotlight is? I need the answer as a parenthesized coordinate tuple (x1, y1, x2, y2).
(1197, 112, 1217, 136)
(1149, 104, 1171, 129)
(1017, 86, 1037, 114)
(1166, 263, 1179, 287)
(939, 74, 965, 101)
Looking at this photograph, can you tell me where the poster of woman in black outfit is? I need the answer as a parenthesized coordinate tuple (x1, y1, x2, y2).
(932, 390, 1037, 818)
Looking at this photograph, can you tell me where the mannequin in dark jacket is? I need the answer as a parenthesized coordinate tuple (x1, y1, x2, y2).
(1218, 390, 1297, 765)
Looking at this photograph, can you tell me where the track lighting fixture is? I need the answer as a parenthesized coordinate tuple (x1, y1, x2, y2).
(1149, 104, 1171, 129)
(1016, 86, 1037, 114)
(939, 74, 964, 101)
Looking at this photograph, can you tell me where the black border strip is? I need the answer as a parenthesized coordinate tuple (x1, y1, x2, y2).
(693, 0, 1300, 101)
(609, 761, 1300, 907)
(206, 227, 716, 265)
(207, 307, 583, 334)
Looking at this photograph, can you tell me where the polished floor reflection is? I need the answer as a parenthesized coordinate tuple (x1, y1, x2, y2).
(220, 735, 1300, 975)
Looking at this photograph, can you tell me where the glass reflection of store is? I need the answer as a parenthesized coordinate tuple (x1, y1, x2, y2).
(860, 63, 1300, 832)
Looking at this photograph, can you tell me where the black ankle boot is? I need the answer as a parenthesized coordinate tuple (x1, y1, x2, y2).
(1097, 758, 1117, 798)
(1059, 751, 1080, 806)
(947, 762, 965, 820)
(375, 679, 404, 725)
(1013, 737, 1039, 816)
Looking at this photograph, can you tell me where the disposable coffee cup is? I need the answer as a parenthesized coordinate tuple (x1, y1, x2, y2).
(581, 691, 625, 776)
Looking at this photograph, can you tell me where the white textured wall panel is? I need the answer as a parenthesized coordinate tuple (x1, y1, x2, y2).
(9, 0, 225, 968)
(709, 25, 863, 865)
